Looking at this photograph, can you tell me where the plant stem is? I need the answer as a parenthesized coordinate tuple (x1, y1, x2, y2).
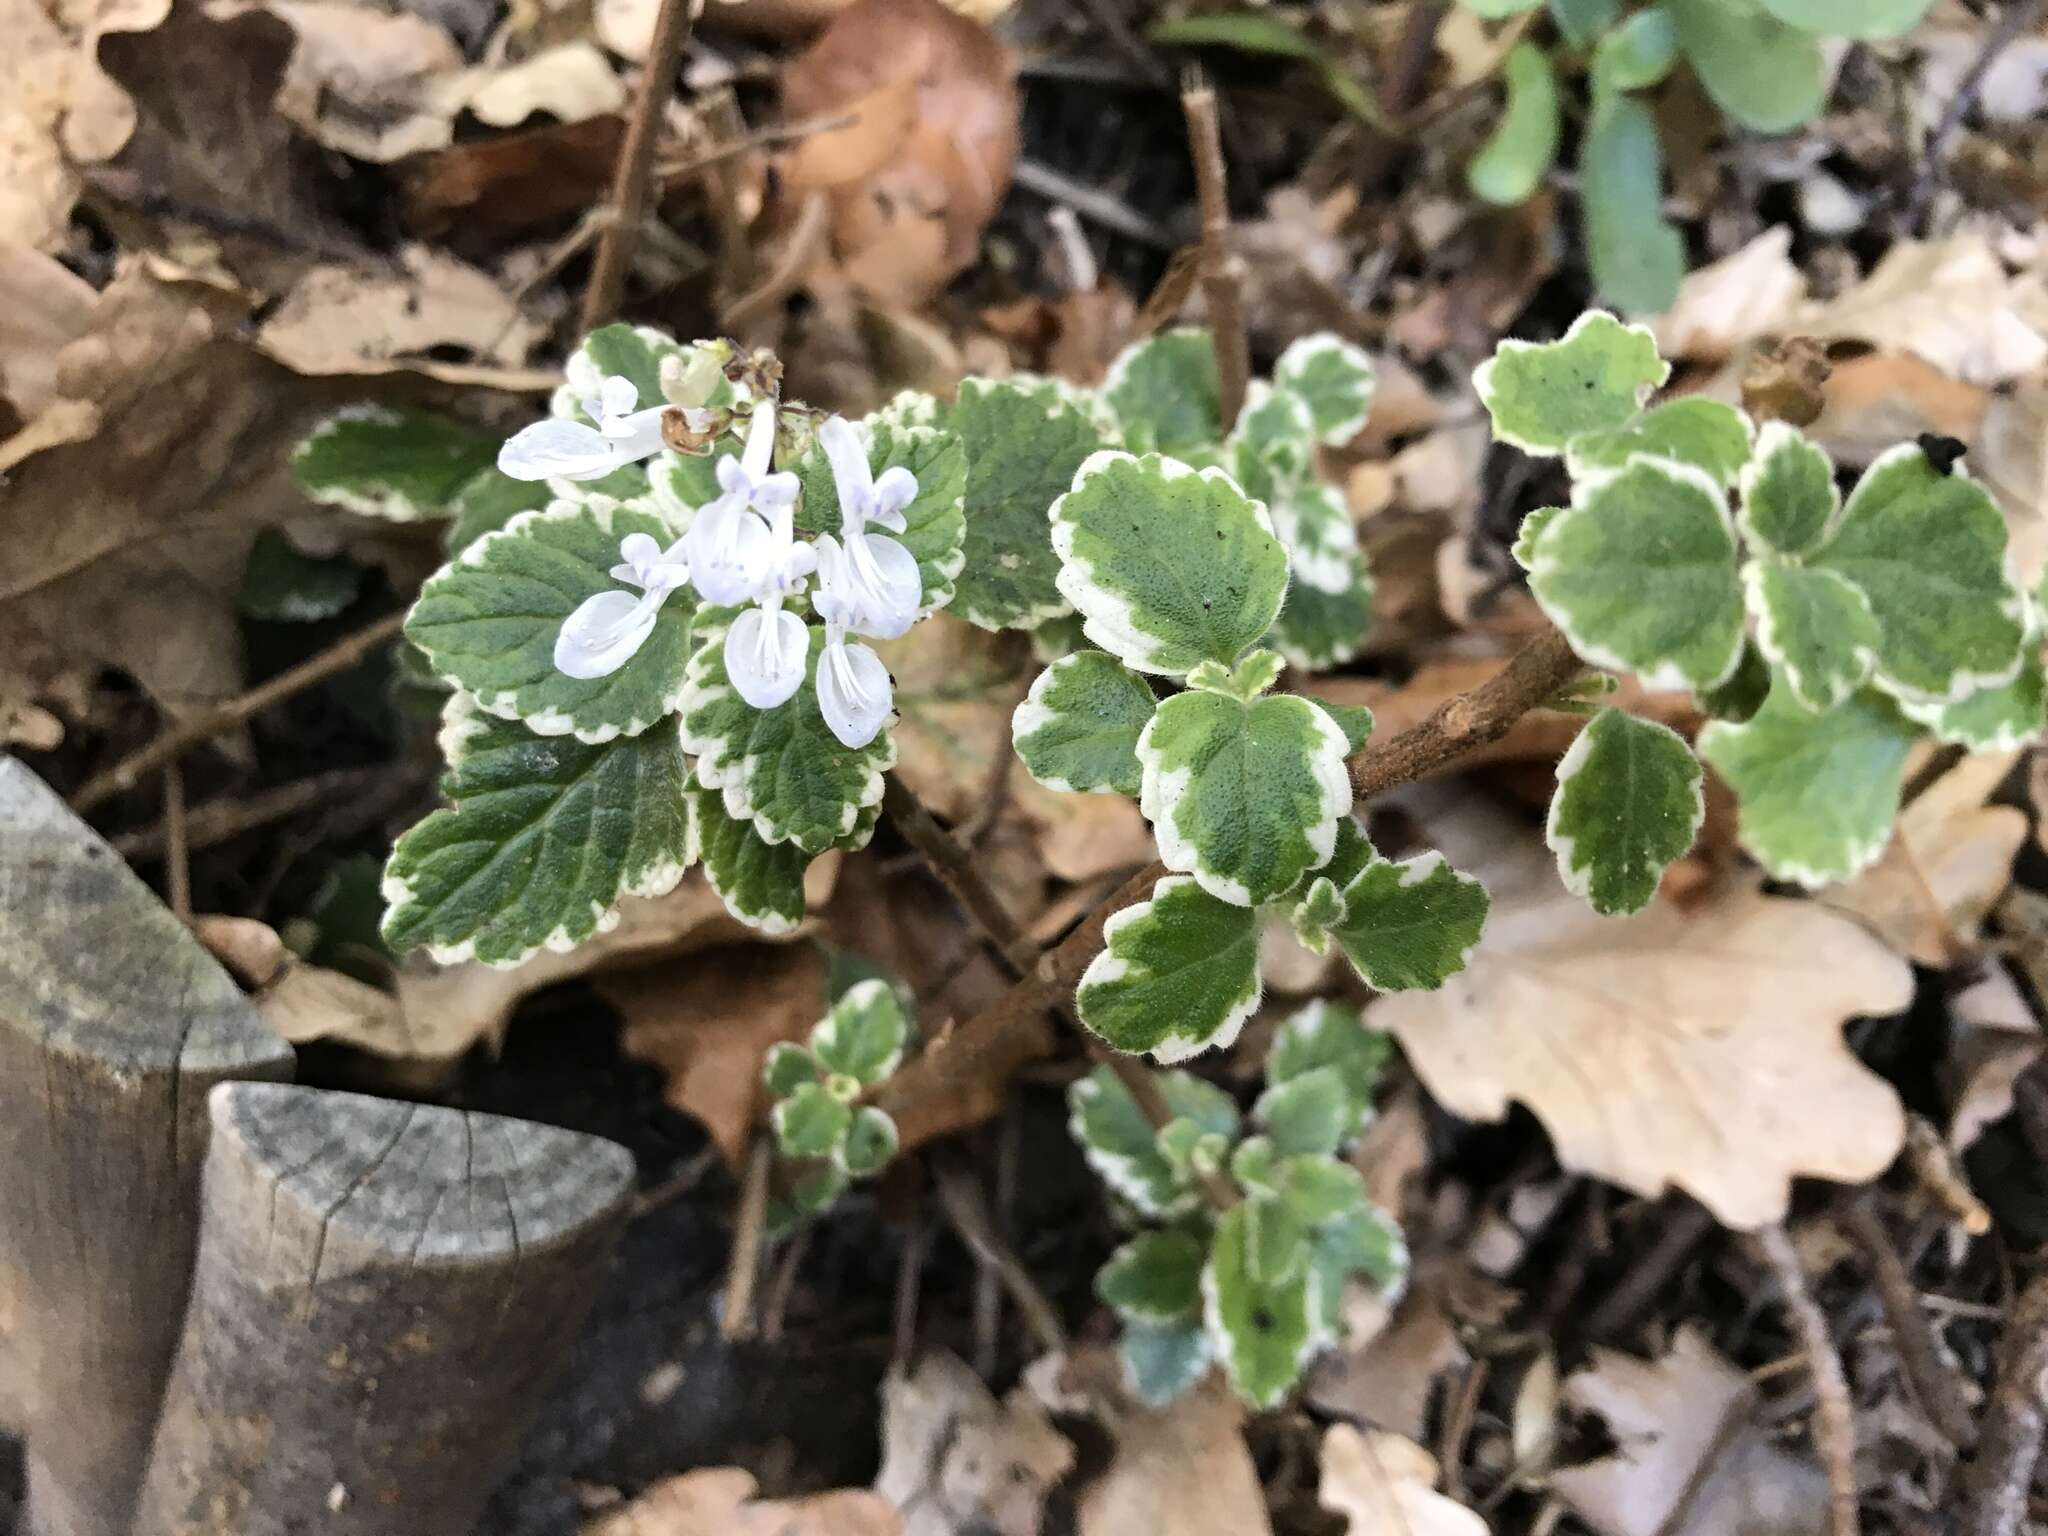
(720, 1134, 773, 1341)
(1961, 1270, 2048, 1536)
(1182, 82, 1249, 432)
(1750, 1223, 1860, 1536)
(580, 0, 696, 333)
(1836, 1191, 1975, 1450)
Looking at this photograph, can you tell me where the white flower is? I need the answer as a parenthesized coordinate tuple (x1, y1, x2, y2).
(725, 596, 811, 709)
(684, 404, 804, 605)
(553, 531, 690, 679)
(813, 415, 921, 639)
(501, 375, 670, 483)
(816, 621, 894, 748)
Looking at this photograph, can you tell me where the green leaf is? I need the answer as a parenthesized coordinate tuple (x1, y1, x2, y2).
(797, 419, 967, 620)
(407, 498, 696, 742)
(1012, 651, 1157, 796)
(680, 630, 894, 854)
(1076, 875, 1264, 1061)
(1099, 1231, 1206, 1323)
(1100, 329, 1222, 455)
(763, 1042, 820, 1098)
(1139, 690, 1352, 906)
(1121, 1321, 1214, 1407)
(1458, 0, 1543, 13)
(1737, 421, 1839, 556)
(1307, 1203, 1409, 1329)
(239, 529, 363, 621)
(1281, 1153, 1368, 1227)
(381, 698, 694, 966)
(1051, 450, 1291, 676)
(1809, 445, 2028, 705)
(1228, 387, 1316, 505)
(1266, 998, 1391, 1137)
(838, 1106, 899, 1177)
(1580, 94, 1686, 314)
(1546, 708, 1704, 916)
(1205, 1204, 1324, 1408)
(1550, 0, 1620, 45)
(1591, 6, 1679, 92)
(292, 404, 495, 521)
(1744, 561, 1881, 712)
(810, 977, 909, 1085)
(1268, 479, 1361, 596)
(1255, 1066, 1350, 1158)
(1291, 877, 1344, 952)
(1566, 399, 1755, 488)
(1244, 1190, 1311, 1284)
(1665, 0, 1825, 131)
(1474, 311, 1671, 455)
(690, 784, 810, 935)
(1468, 42, 1560, 207)
(1513, 506, 1564, 571)
(946, 377, 1102, 629)
(1332, 849, 1489, 992)
(1273, 334, 1378, 447)
(1529, 457, 1745, 691)
(1319, 702, 1375, 757)
(569, 323, 686, 412)
(1903, 593, 2046, 750)
(775, 1082, 852, 1160)
(1756, 0, 1933, 36)
(1698, 638, 1773, 721)
(1697, 680, 1916, 885)
(447, 467, 552, 554)
(1068, 1063, 1237, 1215)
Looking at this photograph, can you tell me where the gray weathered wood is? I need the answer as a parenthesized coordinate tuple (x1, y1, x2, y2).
(0, 757, 295, 1536)
(135, 1082, 636, 1536)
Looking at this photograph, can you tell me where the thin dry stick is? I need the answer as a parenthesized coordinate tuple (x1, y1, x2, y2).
(1905, 0, 2046, 232)
(1585, 1199, 1717, 1340)
(933, 1153, 1065, 1356)
(1182, 82, 1249, 432)
(581, 0, 697, 333)
(1751, 1223, 1860, 1536)
(1837, 1191, 1976, 1449)
(1961, 1270, 2048, 1536)
(162, 763, 191, 918)
(72, 611, 408, 815)
(112, 766, 384, 859)
(720, 1135, 774, 1341)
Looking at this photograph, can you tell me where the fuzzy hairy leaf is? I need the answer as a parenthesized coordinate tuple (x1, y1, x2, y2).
(1205, 1204, 1322, 1408)
(1230, 387, 1317, 503)
(1267, 999, 1394, 1140)
(1474, 312, 1670, 454)
(293, 404, 496, 521)
(1277, 559, 1375, 672)
(690, 784, 810, 935)
(1099, 1231, 1206, 1323)
(1547, 709, 1704, 916)
(1333, 851, 1490, 992)
(1139, 690, 1352, 906)
(1738, 421, 1838, 556)
(1051, 451, 1290, 676)
(1121, 1321, 1215, 1407)
(1012, 650, 1157, 796)
(811, 977, 909, 1085)
(1076, 875, 1264, 1062)
(680, 630, 894, 854)
(1068, 1063, 1241, 1215)
(1744, 561, 1881, 712)
(1528, 456, 1745, 691)
(407, 499, 697, 742)
(1101, 328, 1222, 455)
(1566, 399, 1754, 487)
(1274, 334, 1377, 446)
(447, 467, 552, 554)
(381, 700, 693, 966)
(797, 420, 968, 620)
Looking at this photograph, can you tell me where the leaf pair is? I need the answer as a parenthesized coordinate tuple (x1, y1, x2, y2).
(762, 979, 909, 1228)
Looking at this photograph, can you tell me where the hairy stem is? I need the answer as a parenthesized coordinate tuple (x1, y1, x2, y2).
(1183, 82, 1249, 433)
(580, 0, 695, 333)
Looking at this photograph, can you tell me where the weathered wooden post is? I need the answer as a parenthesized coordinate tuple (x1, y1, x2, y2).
(0, 758, 295, 1536)
(134, 1082, 635, 1536)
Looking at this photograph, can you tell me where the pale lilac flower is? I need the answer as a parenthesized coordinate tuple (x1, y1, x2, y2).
(812, 416, 920, 639)
(501, 375, 670, 483)
(553, 531, 690, 679)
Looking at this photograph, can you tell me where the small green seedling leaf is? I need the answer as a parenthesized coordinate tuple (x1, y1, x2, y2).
(1099, 1231, 1206, 1323)
(1547, 708, 1704, 916)
(1229, 387, 1316, 504)
(1743, 562, 1881, 712)
(1281, 1154, 1367, 1227)
(838, 1106, 899, 1177)
(945, 377, 1102, 629)
(1291, 877, 1345, 953)
(811, 977, 909, 1085)
(1273, 334, 1378, 447)
(1580, 94, 1685, 314)
(680, 630, 895, 855)
(797, 419, 967, 620)
(1513, 507, 1564, 571)
(239, 530, 363, 622)
(1255, 1066, 1350, 1158)
(1528, 456, 1745, 691)
(1139, 690, 1352, 906)
(380, 699, 693, 967)
(1590, 5, 1678, 91)
(1738, 421, 1838, 556)
(1665, 0, 1825, 132)
(1333, 850, 1489, 992)
(1051, 450, 1290, 676)
(1266, 998, 1392, 1138)
(1121, 1321, 1215, 1407)
(1566, 399, 1754, 488)
(1697, 679, 1917, 886)
(1101, 328, 1223, 454)
(1205, 1204, 1322, 1409)
(293, 404, 496, 521)
(1076, 875, 1263, 1061)
(1809, 444, 2027, 705)
(775, 1081, 852, 1160)
(763, 1042, 820, 1098)
(1068, 1063, 1238, 1215)
(1273, 560, 1375, 671)
(1757, 0, 1933, 36)
(1468, 42, 1560, 207)
(407, 499, 697, 742)
(691, 784, 811, 936)
(1474, 312, 1670, 455)
(1013, 650, 1157, 797)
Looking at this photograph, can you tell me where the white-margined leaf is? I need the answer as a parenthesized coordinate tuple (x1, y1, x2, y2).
(1121, 1321, 1215, 1407)
(1273, 334, 1377, 446)
(1266, 999, 1392, 1141)
(811, 977, 910, 1085)
(1332, 849, 1489, 991)
(689, 783, 810, 935)
(293, 404, 497, 521)
(1099, 1230, 1206, 1323)
(1204, 1203, 1324, 1408)
(1546, 708, 1704, 916)
(1737, 420, 1838, 557)
(1100, 328, 1222, 455)
(1743, 561, 1880, 712)
(1012, 650, 1157, 796)
(1067, 1062, 1241, 1216)
(797, 418, 968, 620)
(1473, 311, 1669, 456)
(1565, 398, 1753, 487)
(1076, 875, 1263, 1062)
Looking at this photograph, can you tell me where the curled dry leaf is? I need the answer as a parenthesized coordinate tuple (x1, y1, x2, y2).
(1649, 227, 1808, 364)
(0, 248, 96, 422)
(1802, 234, 2048, 388)
(778, 0, 1019, 307)
(460, 41, 630, 129)
(1976, 382, 2048, 584)
(1319, 1424, 1485, 1536)
(260, 0, 466, 162)
(1371, 793, 1910, 1230)
(582, 1466, 901, 1536)
(875, 1351, 1073, 1536)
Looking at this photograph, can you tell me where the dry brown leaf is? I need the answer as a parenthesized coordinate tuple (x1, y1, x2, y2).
(1370, 793, 1910, 1230)
(1975, 382, 2048, 583)
(584, 1467, 901, 1536)
(1649, 227, 1807, 363)
(1801, 233, 2048, 387)
(396, 116, 624, 256)
(1310, 1253, 1516, 1440)
(876, 613, 1030, 822)
(1947, 964, 2042, 1154)
(1011, 777, 1154, 884)
(1319, 1425, 1485, 1536)
(260, 0, 466, 162)
(1805, 351, 1987, 470)
(1821, 749, 2026, 967)
(460, 41, 629, 128)
(0, 247, 97, 422)
(875, 1351, 1073, 1536)
(1553, 1326, 1827, 1536)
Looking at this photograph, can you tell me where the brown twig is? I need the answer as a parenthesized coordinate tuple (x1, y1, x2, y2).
(71, 611, 408, 815)
(1904, 0, 2046, 233)
(720, 1134, 773, 1341)
(1838, 1191, 1976, 1450)
(580, 0, 696, 333)
(1182, 81, 1249, 432)
(933, 1153, 1066, 1356)
(1961, 1271, 2048, 1536)
(111, 765, 393, 859)
(1750, 1223, 1860, 1536)
(162, 763, 191, 919)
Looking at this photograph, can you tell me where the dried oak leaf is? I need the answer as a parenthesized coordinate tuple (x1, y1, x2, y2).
(1371, 794, 1910, 1230)
(259, 0, 467, 163)
(1319, 1425, 1485, 1536)
(876, 1351, 1073, 1536)
(583, 1467, 900, 1536)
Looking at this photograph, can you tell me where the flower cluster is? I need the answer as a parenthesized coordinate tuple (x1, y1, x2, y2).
(499, 381, 921, 750)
